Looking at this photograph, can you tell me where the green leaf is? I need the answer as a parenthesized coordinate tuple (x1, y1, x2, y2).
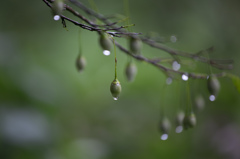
(227, 74, 240, 93)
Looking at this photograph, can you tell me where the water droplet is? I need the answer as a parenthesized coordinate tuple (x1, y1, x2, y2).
(175, 126, 183, 133)
(103, 50, 111, 56)
(53, 15, 60, 21)
(113, 97, 118, 101)
(170, 35, 177, 43)
(166, 77, 173, 85)
(209, 95, 216, 101)
(182, 74, 189, 81)
(172, 61, 181, 71)
(160, 134, 168, 140)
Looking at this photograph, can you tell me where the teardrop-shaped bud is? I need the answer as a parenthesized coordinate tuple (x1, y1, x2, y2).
(159, 117, 171, 134)
(207, 76, 220, 96)
(125, 62, 137, 82)
(99, 33, 112, 51)
(76, 55, 86, 72)
(175, 111, 185, 126)
(183, 112, 197, 129)
(110, 79, 122, 100)
(129, 36, 142, 55)
(194, 94, 205, 111)
(52, 0, 64, 16)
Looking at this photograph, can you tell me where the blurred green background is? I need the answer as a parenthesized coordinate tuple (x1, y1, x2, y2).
(1, 0, 240, 159)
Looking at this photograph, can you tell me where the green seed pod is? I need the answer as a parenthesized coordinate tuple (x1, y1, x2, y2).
(183, 112, 197, 129)
(175, 111, 185, 126)
(129, 36, 142, 55)
(52, 0, 64, 16)
(76, 55, 86, 72)
(99, 33, 112, 51)
(207, 76, 220, 96)
(110, 79, 122, 100)
(125, 62, 137, 82)
(159, 117, 171, 134)
(194, 94, 205, 111)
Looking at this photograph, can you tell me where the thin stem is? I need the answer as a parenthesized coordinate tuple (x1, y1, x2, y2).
(186, 80, 192, 115)
(124, 0, 131, 32)
(160, 84, 167, 119)
(78, 28, 82, 56)
(113, 38, 118, 79)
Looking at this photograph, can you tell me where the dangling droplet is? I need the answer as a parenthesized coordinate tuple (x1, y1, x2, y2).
(182, 74, 189, 81)
(103, 50, 111, 56)
(113, 97, 118, 101)
(209, 95, 216, 101)
(53, 15, 60, 21)
(172, 61, 181, 71)
(175, 126, 183, 133)
(160, 134, 168, 140)
(166, 77, 173, 85)
(170, 35, 177, 43)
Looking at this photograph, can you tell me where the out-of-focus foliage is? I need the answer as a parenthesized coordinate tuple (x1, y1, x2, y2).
(0, 0, 240, 159)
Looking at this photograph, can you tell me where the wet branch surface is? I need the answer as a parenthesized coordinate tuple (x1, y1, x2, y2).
(42, 0, 233, 79)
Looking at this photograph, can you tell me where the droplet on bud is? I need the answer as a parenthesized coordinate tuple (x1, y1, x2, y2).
(159, 117, 171, 134)
(207, 76, 220, 97)
(175, 126, 183, 133)
(53, 15, 61, 21)
(110, 79, 122, 100)
(52, 0, 64, 19)
(160, 134, 168, 140)
(182, 74, 189, 81)
(103, 50, 111, 56)
(209, 95, 216, 101)
(125, 62, 137, 82)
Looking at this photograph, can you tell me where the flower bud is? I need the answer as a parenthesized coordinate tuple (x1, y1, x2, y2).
(183, 112, 197, 129)
(207, 76, 220, 96)
(175, 111, 185, 126)
(76, 55, 86, 72)
(129, 36, 142, 55)
(52, 0, 64, 16)
(159, 117, 171, 134)
(194, 94, 205, 111)
(110, 79, 122, 100)
(99, 33, 112, 51)
(125, 62, 137, 82)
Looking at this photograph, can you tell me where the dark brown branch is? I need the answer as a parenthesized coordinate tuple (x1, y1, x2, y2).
(42, 0, 232, 79)
(67, 0, 233, 71)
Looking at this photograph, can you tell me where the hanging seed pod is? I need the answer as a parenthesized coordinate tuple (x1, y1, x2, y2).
(159, 117, 171, 134)
(125, 62, 137, 82)
(175, 111, 185, 126)
(207, 76, 220, 96)
(76, 55, 86, 72)
(183, 112, 197, 129)
(110, 79, 122, 100)
(52, 0, 64, 16)
(129, 36, 142, 55)
(194, 94, 205, 111)
(99, 33, 112, 51)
